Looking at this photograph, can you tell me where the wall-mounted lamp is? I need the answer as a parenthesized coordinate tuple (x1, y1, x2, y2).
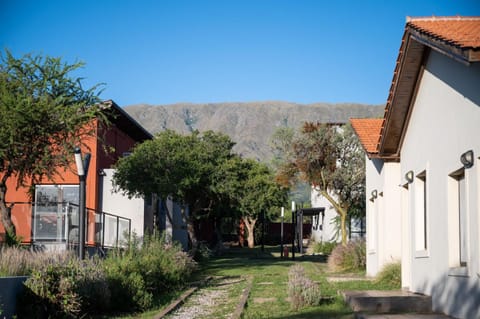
(405, 170, 414, 184)
(460, 150, 474, 169)
(371, 189, 378, 199)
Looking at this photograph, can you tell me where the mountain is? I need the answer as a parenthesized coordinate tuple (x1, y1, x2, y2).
(124, 101, 384, 162)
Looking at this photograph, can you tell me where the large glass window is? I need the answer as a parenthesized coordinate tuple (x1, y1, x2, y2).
(33, 185, 79, 242)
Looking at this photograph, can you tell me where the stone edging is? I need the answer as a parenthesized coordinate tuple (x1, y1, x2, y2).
(153, 276, 212, 319)
(231, 275, 253, 319)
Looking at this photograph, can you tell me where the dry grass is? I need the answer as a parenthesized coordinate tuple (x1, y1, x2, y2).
(0, 246, 74, 276)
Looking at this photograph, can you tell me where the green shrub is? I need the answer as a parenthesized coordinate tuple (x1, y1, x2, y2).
(104, 233, 196, 312)
(312, 241, 337, 255)
(19, 257, 110, 318)
(287, 264, 321, 311)
(375, 262, 401, 288)
(327, 239, 366, 272)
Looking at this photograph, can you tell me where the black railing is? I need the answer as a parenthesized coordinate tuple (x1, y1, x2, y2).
(5, 202, 131, 249)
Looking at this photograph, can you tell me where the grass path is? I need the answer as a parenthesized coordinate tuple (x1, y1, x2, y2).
(195, 245, 395, 319)
(118, 245, 396, 319)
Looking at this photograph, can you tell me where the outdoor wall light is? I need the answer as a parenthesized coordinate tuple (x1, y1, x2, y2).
(74, 147, 85, 177)
(460, 150, 474, 169)
(405, 170, 414, 184)
(371, 189, 378, 199)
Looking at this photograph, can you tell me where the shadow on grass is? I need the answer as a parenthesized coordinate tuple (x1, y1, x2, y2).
(199, 245, 329, 277)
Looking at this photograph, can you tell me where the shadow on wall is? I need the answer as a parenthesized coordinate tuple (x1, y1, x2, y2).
(427, 51, 480, 108)
(419, 272, 480, 318)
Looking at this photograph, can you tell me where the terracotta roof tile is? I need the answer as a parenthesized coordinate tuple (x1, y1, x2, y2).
(350, 118, 383, 154)
(407, 16, 480, 49)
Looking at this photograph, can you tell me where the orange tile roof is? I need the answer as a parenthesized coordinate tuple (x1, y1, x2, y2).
(350, 118, 383, 155)
(407, 16, 480, 49)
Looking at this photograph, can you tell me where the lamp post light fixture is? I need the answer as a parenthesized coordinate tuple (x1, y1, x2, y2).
(74, 147, 91, 259)
(460, 150, 474, 169)
(291, 201, 296, 261)
(280, 207, 284, 258)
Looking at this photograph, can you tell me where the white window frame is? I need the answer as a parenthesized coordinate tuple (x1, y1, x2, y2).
(448, 168, 470, 276)
(414, 170, 428, 257)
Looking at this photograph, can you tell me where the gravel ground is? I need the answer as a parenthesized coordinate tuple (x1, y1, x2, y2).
(166, 277, 244, 319)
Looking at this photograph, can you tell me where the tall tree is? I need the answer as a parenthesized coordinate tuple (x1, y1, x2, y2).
(113, 130, 235, 249)
(276, 123, 365, 245)
(0, 51, 104, 238)
(215, 157, 288, 248)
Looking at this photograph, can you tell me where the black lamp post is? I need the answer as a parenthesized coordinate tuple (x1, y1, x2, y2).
(280, 207, 284, 258)
(74, 147, 91, 259)
(291, 201, 296, 260)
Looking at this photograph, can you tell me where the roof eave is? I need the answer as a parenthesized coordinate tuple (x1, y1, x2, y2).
(102, 100, 153, 141)
(408, 28, 480, 63)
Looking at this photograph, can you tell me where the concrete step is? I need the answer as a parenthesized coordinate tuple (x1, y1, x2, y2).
(355, 314, 454, 319)
(342, 290, 432, 314)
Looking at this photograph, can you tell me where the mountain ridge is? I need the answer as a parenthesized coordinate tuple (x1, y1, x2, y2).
(124, 101, 384, 161)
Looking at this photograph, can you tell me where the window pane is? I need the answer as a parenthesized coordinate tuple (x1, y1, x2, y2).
(459, 175, 468, 266)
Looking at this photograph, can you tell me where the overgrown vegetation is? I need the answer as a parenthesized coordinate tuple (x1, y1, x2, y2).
(19, 257, 110, 318)
(9, 234, 195, 318)
(0, 247, 72, 277)
(287, 264, 321, 311)
(103, 234, 196, 312)
(327, 239, 366, 272)
(375, 262, 401, 288)
(312, 240, 337, 255)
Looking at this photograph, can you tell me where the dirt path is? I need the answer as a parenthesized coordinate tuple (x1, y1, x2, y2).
(165, 276, 248, 319)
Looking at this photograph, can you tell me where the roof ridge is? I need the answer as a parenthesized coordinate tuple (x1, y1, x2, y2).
(406, 15, 480, 22)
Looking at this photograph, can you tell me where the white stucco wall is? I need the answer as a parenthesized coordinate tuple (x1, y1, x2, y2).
(100, 169, 145, 240)
(400, 50, 480, 318)
(365, 157, 402, 277)
(310, 188, 341, 243)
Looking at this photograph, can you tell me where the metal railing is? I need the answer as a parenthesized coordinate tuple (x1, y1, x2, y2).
(6, 202, 131, 249)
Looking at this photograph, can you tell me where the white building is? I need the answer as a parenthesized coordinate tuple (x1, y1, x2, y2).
(310, 188, 341, 243)
(351, 16, 480, 318)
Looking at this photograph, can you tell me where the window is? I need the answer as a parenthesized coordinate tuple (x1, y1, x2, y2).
(415, 171, 427, 252)
(448, 169, 468, 268)
(33, 185, 79, 242)
(368, 199, 376, 252)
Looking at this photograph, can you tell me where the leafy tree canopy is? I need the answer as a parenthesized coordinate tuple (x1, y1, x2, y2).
(214, 156, 288, 247)
(276, 123, 365, 244)
(0, 50, 105, 236)
(113, 129, 236, 247)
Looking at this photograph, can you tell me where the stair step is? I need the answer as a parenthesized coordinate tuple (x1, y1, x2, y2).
(355, 314, 454, 319)
(342, 290, 432, 314)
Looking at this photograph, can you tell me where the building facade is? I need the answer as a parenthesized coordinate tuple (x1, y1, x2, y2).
(351, 17, 480, 318)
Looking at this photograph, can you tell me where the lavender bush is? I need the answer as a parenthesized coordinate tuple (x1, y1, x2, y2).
(287, 264, 321, 311)
(327, 239, 366, 272)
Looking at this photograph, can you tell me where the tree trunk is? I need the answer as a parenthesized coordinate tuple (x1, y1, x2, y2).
(244, 217, 257, 248)
(0, 181, 16, 238)
(340, 211, 347, 246)
(238, 218, 245, 247)
(320, 189, 349, 246)
(180, 206, 198, 250)
(186, 217, 197, 250)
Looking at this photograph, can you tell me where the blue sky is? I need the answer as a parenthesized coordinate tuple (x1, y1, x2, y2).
(1, 1, 479, 106)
